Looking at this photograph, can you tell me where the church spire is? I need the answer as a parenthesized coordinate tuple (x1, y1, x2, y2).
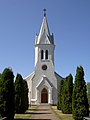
(35, 10, 54, 45)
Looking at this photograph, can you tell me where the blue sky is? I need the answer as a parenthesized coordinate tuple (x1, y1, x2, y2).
(0, 0, 90, 82)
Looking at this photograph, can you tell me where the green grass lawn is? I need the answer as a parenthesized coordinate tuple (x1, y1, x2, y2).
(14, 105, 37, 119)
(51, 106, 74, 120)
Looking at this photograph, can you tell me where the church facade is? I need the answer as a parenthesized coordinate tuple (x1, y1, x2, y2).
(25, 13, 63, 105)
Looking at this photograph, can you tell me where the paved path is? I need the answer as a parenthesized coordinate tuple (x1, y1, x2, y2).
(30, 104, 59, 120)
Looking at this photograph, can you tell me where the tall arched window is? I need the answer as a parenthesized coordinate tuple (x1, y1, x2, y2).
(45, 50, 48, 59)
(41, 50, 44, 59)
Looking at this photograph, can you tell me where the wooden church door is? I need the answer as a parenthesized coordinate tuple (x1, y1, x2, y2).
(41, 88, 48, 103)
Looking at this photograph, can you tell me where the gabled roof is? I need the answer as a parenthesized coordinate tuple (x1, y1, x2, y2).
(24, 71, 35, 81)
(35, 15, 54, 45)
(36, 75, 53, 89)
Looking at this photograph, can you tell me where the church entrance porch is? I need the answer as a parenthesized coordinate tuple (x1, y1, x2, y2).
(41, 88, 48, 103)
(36, 76, 53, 104)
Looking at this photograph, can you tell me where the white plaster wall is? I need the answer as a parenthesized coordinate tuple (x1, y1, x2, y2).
(32, 43, 57, 104)
(25, 37, 64, 105)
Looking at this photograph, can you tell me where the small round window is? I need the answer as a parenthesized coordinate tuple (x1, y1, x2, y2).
(42, 65, 47, 70)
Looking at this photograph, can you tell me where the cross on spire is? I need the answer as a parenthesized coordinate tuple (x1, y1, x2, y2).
(43, 9, 46, 17)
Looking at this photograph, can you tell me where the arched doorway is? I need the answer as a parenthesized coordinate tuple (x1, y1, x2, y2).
(41, 88, 48, 103)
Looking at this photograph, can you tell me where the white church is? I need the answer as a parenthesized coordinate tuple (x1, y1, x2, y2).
(25, 12, 64, 105)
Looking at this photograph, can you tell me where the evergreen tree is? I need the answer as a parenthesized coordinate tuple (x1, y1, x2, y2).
(0, 73, 1, 79)
(87, 82, 90, 107)
(15, 73, 24, 113)
(23, 80, 29, 111)
(72, 66, 89, 120)
(62, 74, 73, 113)
(57, 79, 64, 110)
(66, 74, 73, 113)
(0, 68, 14, 120)
(0, 73, 2, 116)
(15, 74, 28, 113)
(61, 80, 66, 113)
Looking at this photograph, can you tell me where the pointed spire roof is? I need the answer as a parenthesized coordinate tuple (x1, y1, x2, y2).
(35, 12, 54, 45)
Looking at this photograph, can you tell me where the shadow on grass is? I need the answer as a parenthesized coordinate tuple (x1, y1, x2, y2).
(14, 118, 51, 120)
(28, 109, 49, 111)
(28, 109, 37, 111)
(37, 109, 50, 111)
(17, 112, 51, 115)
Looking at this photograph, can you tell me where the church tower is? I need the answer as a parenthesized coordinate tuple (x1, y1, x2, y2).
(34, 12, 55, 79)
(25, 11, 63, 105)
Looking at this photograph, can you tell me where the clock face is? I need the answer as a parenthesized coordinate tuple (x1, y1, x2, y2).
(42, 65, 47, 70)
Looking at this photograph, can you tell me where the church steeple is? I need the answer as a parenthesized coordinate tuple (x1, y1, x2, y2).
(34, 11, 55, 66)
(35, 11, 54, 45)
(25, 11, 63, 106)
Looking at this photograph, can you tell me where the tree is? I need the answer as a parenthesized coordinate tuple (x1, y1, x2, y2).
(72, 66, 89, 120)
(0, 68, 14, 120)
(0, 73, 1, 79)
(0, 73, 2, 116)
(57, 79, 64, 110)
(15, 74, 28, 113)
(62, 74, 73, 113)
(15, 73, 24, 113)
(66, 74, 73, 113)
(23, 80, 29, 111)
(87, 82, 90, 107)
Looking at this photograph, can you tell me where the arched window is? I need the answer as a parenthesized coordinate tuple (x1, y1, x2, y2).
(45, 50, 48, 59)
(41, 50, 44, 59)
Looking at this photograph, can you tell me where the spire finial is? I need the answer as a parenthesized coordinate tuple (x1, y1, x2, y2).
(43, 8, 46, 17)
